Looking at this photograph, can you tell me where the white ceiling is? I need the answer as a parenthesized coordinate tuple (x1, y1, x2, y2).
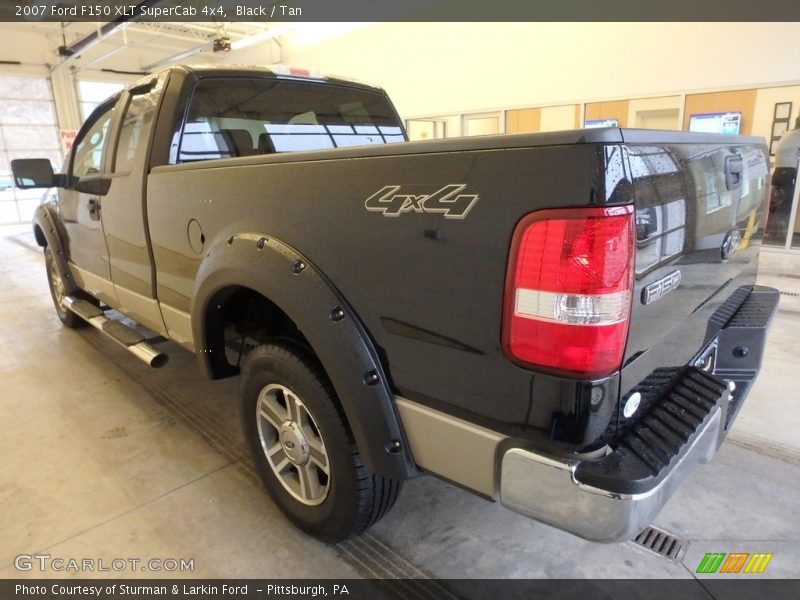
(0, 21, 283, 77)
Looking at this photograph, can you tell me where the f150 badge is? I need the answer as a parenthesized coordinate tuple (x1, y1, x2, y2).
(365, 184, 479, 219)
(642, 270, 682, 305)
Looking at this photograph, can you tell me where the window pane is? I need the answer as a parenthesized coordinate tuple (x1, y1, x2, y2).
(180, 123, 223, 160)
(17, 198, 41, 221)
(78, 81, 125, 120)
(81, 102, 99, 121)
(332, 134, 384, 147)
(0, 74, 59, 224)
(271, 133, 334, 152)
(177, 78, 405, 163)
(114, 89, 158, 173)
(0, 75, 50, 99)
(0, 200, 20, 224)
(14, 186, 47, 201)
(7, 150, 62, 173)
(2, 125, 59, 150)
(73, 106, 115, 178)
(0, 100, 56, 124)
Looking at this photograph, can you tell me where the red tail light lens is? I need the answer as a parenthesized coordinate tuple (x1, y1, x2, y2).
(502, 206, 635, 377)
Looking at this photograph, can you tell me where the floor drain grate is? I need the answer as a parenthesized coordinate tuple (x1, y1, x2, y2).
(780, 290, 800, 297)
(633, 526, 683, 560)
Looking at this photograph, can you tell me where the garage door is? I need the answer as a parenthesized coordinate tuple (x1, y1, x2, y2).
(0, 74, 61, 225)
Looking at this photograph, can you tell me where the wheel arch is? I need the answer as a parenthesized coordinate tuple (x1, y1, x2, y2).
(32, 203, 77, 295)
(191, 232, 417, 480)
(32, 222, 47, 247)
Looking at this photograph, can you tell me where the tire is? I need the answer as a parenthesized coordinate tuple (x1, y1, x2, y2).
(240, 343, 401, 543)
(44, 247, 84, 328)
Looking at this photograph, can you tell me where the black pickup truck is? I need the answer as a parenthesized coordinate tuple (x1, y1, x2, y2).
(13, 64, 778, 543)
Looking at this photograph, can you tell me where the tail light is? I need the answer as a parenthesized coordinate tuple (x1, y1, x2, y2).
(502, 205, 635, 377)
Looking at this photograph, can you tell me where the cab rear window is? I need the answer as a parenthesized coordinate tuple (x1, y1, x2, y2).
(171, 78, 405, 163)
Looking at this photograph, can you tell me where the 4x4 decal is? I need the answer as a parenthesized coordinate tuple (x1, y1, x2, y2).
(365, 184, 479, 219)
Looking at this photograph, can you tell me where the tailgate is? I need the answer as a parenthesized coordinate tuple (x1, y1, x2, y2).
(620, 139, 770, 404)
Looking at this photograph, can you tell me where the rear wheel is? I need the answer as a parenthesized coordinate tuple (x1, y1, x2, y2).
(240, 343, 401, 542)
(45, 248, 83, 328)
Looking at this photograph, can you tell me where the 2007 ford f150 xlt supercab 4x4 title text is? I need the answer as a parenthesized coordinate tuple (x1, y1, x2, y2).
(13, 64, 779, 543)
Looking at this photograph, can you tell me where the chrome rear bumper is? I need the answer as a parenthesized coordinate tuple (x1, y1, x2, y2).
(500, 406, 722, 542)
(397, 285, 777, 543)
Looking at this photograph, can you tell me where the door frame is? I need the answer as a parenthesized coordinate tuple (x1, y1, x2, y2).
(461, 111, 505, 137)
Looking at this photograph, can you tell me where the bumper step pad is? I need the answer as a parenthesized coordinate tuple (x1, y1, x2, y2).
(706, 286, 750, 333)
(706, 285, 779, 339)
(713, 286, 780, 427)
(726, 288, 780, 328)
(575, 366, 729, 495)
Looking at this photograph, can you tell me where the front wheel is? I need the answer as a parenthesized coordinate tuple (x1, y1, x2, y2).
(240, 343, 401, 542)
(44, 248, 83, 328)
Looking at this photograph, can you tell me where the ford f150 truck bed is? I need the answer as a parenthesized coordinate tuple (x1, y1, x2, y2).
(13, 64, 778, 543)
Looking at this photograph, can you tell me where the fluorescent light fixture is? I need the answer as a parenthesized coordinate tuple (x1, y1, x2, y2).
(142, 42, 213, 71)
(231, 28, 284, 50)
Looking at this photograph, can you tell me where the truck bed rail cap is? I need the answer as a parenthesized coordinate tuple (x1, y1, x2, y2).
(620, 128, 764, 145)
(153, 129, 627, 173)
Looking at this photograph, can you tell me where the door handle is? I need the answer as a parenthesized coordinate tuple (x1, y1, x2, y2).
(725, 155, 743, 191)
(87, 197, 101, 221)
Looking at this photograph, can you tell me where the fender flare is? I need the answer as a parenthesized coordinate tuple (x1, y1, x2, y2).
(31, 203, 78, 295)
(191, 232, 418, 480)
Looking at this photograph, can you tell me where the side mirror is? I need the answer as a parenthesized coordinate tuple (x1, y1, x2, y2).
(11, 158, 55, 189)
(74, 177, 111, 196)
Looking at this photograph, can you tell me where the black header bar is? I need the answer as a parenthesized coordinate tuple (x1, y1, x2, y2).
(4, 579, 800, 600)
(2, 0, 800, 22)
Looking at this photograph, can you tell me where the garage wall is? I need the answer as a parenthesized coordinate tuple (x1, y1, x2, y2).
(683, 89, 758, 135)
(506, 108, 540, 134)
(539, 105, 580, 132)
(627, 96, 682, 130)
(585, 100, 629, 127)
(282, 23, 800, 120)
(0, 26, 54, 70)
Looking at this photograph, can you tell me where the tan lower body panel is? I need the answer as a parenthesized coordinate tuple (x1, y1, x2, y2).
(394, 397, 506, 498)
(113, 285, 168, 337)
(160, 303, 195, 352)
(69, 262, 118, 308)
(71, 262, 190, 350)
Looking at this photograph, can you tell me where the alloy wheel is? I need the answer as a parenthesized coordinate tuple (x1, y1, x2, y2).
(256, 383, 330, 505)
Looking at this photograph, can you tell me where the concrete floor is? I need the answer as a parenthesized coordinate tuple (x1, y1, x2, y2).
(1, 225, 799, 589)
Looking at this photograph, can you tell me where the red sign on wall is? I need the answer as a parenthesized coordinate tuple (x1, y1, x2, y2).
(60, 129, 77, 156)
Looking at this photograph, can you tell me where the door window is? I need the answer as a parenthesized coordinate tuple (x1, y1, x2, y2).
(114, 81, 161, 173)
(72, 101, 116, 178)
